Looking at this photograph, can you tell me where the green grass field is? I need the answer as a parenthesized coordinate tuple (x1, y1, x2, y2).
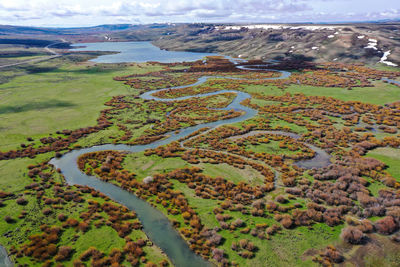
(367, 147, 400, 180)
(245, 140, 301, 155)
(122, 152, 265, 186)
(0, 57, 162, 151)
(244, 81, 400, 105)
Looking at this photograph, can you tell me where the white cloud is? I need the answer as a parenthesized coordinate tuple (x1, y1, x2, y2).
(0, 0, 398, 26)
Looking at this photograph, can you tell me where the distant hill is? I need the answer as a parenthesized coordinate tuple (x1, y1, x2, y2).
(151, 23, 400, 66)
(0, 22, 398, 65)
(0, 23, 175, 45)
(0, 24, 173, 35)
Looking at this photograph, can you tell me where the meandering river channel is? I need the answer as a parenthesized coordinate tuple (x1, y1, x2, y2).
(49, 65, 330, 266)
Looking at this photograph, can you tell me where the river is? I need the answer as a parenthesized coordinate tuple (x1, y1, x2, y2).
(49, 60, 334, 266)
(0, 245, 12, 267)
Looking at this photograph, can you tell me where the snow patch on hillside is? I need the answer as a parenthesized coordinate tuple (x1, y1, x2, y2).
(379, 51, 398, 67)
(216, 25, 341, 31)
(365, 39, 378, 50)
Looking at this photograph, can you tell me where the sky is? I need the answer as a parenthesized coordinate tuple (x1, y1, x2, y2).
(0, 0, 399, 27)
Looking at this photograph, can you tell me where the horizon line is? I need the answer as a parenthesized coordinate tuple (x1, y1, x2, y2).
(1, 18, 400, 29)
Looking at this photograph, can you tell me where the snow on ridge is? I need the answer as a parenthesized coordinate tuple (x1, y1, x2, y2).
(358, 35, 365, 39)
(291, 25, 339, 31)
(328, 35, 334, 38)
(379, 51, 398, 67)
(365, 38, 378, 50)
(216, 24, 341, 31)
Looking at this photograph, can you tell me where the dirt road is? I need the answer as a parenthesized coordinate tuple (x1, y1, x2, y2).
(0, 39, 67, 69)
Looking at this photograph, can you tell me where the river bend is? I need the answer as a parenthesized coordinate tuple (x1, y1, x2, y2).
(50, 66, 329, 266)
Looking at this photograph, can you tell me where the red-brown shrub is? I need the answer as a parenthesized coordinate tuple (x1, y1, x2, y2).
(55, 246, 73, 261)
(340, 226, 364, 244)
(375, 216, 398, 235)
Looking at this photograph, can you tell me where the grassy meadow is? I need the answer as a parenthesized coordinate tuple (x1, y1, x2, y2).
(1, 51, 400, 266)
(244, 81, 400, 105)
(0, 56, 162, 151)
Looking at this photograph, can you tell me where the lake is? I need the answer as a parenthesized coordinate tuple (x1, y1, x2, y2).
(71, 41, 217, 63)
